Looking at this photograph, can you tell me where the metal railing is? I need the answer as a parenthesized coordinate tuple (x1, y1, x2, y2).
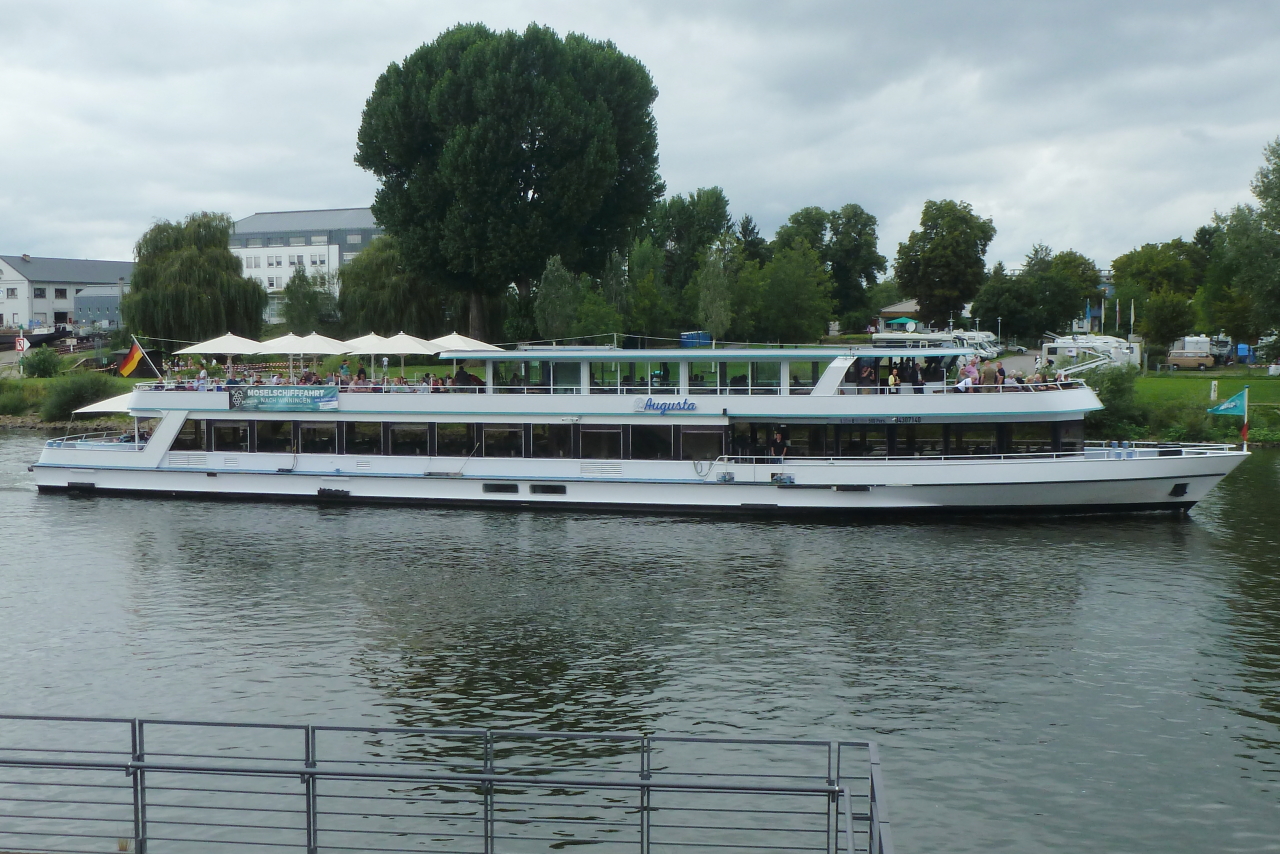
(43, 431, 147, 450)
(713, 440, 1236, 467)
(0, 714, 893, 854)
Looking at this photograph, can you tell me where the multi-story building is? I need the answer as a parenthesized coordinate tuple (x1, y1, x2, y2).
(0, 254, 133, 330)
(228, 208, 382, 322)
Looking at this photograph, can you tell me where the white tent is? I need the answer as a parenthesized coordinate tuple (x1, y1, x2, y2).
(428, 332, 503, 352)
(298, 332, 350, 355)
(383, 332, 439, 355)
(173, 333, 261, 355)
(256, 333, 336, 382)
(343, 333, 392, 380)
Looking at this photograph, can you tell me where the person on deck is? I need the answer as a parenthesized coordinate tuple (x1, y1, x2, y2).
(769, 430, 788, 463)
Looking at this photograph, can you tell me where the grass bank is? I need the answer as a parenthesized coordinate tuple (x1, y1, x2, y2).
(1092, 369, 1279, 445)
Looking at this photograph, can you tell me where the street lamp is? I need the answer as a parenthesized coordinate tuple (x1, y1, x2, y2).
(997, 316, 1002, 347)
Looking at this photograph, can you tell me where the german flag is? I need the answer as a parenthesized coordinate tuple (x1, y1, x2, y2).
(119, 341, 145, 377)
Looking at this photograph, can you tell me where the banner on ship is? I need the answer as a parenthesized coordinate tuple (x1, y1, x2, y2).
(229, 386, 339, 411)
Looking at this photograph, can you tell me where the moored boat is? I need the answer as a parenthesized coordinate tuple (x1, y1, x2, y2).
(32, 344, 1247, 515)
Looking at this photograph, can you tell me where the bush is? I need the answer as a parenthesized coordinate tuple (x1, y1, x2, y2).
(1084, 366, 1145, 439)
(0, 390, 27, 415)
(40, 373, 124, 422)
(22, 345, 62, 378)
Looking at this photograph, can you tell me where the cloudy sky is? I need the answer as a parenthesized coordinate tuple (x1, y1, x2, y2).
(1, 1, 1277, 271)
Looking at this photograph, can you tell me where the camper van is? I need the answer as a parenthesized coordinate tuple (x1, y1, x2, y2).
(1042, 335, 1142, 369)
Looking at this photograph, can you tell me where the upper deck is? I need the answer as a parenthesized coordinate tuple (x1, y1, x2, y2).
(112, 345, 1102, 425)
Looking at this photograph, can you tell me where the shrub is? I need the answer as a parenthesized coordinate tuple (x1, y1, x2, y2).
(1084, 366, 1144, 439)
(22, 345, 62, 378)
(40, 373, 124, 422)
(0, 390, 27, 415)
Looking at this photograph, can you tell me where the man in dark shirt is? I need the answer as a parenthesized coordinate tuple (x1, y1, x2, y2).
(769, 430, 788, 462)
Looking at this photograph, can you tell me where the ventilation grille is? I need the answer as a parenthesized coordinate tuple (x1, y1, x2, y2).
(222, 457, 240, 468)
(356, 460, 372, 470)
(580, 462, 623, 477)
(167, 453, 207, 467)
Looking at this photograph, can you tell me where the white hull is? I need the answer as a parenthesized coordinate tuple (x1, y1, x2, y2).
(33, 446, 1246, 515)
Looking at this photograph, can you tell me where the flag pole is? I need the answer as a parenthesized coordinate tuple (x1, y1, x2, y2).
(132, 335, 162, 379)
(1243, 385, 1249, 451)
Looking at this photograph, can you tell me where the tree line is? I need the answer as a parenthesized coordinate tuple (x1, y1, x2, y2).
(117, 23, 1280, 356)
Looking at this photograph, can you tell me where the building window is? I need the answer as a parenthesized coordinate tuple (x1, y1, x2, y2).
(247, 238, 262, 248)
(318, 257, 326, 266)
(289, 237, 306, 246)
(275, 255, 283, 267)
(5, 288, 15, 299)
(311, 235, 327, 245)
(310, 255, 318, 266)
(346, 234, 362, 244)
(267, 256, 276, 267)
(33, 287, 46, 299)
(342, 253, 357, 262)
(54, 288, 67, 300)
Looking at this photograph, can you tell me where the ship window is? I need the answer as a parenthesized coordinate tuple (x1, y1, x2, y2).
(899, 424, 945, 457)
(688, 361, 718, 394)
(483, 483, 518, 494)
(531, 423, 571, 458)
(1060, 420, 1083, 453)
(171, 419, 205, 451)
(789, 360, 834, 395)
(723, 362, 750, 394)
(840, 426, 888, 457)
(631, 424, 673, 460)
(435, 423, 474, 456)
(952, 424, 998, 456)
(750, 361, 781, 394)
(389, 423, 432, 456)
(483, 424, 523, 457)
(1011, 423, 1053, 455)
(681, 427, 724, 461)
(255, 420, 294, 454)
(300, 422, 337, 454)
(581, 425, 622, 459)
(531, 483, 566, 495)
(494, 360, 547, 393)
(212, 421, 249, 452)
(787, 425, 831, 457)
(618, 361, 676, 394)
(551, 361, 581, 393)
(344, 422, 381, 455)
(589, 361, 620, 393)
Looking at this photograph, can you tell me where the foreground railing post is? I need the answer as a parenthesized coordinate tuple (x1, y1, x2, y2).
(304, 726, 318, 854)
(483, 730, 494, 854)
(131, 719, 147, 854)
(639, 736, 651, 854)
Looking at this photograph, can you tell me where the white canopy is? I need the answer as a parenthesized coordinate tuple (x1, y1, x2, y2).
(256, 333, 316, 355)
(174, 333, 261, 355)
(428, 332, 503, 352)
(382, 332, 439, 355)
(74, 392, 134, 415)
(298, 332, 350, 355)
(344, 333, 393, 354)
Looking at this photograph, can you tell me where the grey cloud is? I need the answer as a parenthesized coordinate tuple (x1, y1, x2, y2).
(0, 0, 1277, 272)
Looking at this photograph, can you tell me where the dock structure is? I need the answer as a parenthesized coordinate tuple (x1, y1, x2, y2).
(0, 714, 893, 854)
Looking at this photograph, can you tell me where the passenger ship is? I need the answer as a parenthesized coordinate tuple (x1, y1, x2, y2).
(33, 345, 1247, 515)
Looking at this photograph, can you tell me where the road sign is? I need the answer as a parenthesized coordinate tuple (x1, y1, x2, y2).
(14, 336, 28, 353)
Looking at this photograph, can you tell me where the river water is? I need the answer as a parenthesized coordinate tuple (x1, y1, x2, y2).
(0, 430, 1276, 853)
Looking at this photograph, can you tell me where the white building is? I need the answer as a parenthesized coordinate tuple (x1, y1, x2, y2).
(0, 254, 133, 331)
(229, 208, 382, 322)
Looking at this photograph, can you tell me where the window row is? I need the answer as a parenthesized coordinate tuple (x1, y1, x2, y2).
(171, 420, 730, 461)
(27, 288, 70, 300)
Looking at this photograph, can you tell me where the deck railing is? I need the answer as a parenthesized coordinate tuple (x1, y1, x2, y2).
(0, 714, 893, 854)
(44, 431, 147, 450)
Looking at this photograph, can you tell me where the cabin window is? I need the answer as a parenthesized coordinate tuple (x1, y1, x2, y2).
(1011, 423, 1053, 454)
(619, 361, 676, 394)
(300, 422, 337, 454)
(750, 361, 781, 394)
(531, 424, 572, 458)
(841, 426, 888, 457)
(344, 422, 381, 455)
(789, 360, 834, 395)
(681, 427, 724, 461)
(551, 361, 581, 393)
(493, 360, 546, 393)
(255, 420, 294, 454)
(435, 423, 474, 456)
(171, 419, 205, 451)
(787, 425, 831, 457)
(899, 424, 945, 456)
(1059, 421, 1084, 453)
(389, 424, 432, 456)
(631, 424, 674, 460)
(483, 424, 523, 457)
(589, 361, 620, 393)
(688, 361, 718, 394)
(722, 362, 750, 394)
(581, 425, 623, 459)
(952, 424, 998, 456)
(212, 421, 249, 452)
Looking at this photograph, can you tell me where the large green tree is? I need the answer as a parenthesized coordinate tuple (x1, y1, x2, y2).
(121, 212, 267, 346)
(970, 262, 1040, 341)
(356, 23, 663, 340)
(749, 240, 834, 343)
(774, 204, 886, 329)
(894, 200, 995, 326)
(644, 186, 733, 318)
(1140, 289, 1196, 351)
(281, 268, 339, 335)
(337, 235, 461, 337)
(1213, 138, 1280, 330)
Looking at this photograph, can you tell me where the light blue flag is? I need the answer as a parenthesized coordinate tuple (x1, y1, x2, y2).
(1207, 390, 1247, 416)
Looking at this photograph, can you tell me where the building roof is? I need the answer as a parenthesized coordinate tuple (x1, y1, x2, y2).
(0, 255, 133, 284)
(233, 208, 378, 234)
(879, 299, 919, 315)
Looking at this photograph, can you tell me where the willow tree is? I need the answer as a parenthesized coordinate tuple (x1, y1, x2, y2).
(356, 23, 664, 340)
(121, 212, 266, 345)
(337, 235, 461, 337)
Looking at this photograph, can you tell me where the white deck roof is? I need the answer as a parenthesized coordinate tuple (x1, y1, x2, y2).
(439, 346, 976, 361)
